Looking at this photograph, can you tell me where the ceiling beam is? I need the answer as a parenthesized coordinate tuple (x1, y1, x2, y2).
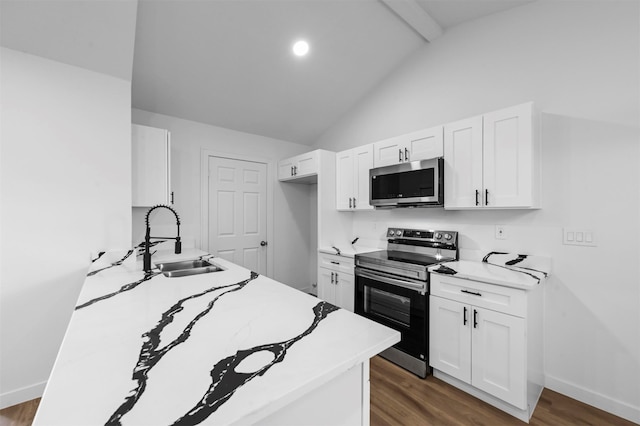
(380, 0, 443, 42)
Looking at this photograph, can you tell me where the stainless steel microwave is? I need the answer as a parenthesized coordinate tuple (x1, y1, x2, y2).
(369, 157, 444, 208)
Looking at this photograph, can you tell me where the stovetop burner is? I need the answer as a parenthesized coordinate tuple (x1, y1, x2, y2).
(355, 227, 459, 281)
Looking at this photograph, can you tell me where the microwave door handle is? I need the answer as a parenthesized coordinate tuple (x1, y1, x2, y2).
(356, 269, 425, 292)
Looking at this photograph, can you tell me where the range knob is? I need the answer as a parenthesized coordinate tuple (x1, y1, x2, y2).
(395, 230, 403, 236)
(435, 233, 442, 239)
(388, 229, 395, 237)
(444, 233, 452, 241)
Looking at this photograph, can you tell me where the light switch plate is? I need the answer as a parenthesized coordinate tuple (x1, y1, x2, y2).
(563, 228, 596, 246)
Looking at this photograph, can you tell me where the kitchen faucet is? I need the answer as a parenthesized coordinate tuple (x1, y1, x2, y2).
(143, 204, 181, 272)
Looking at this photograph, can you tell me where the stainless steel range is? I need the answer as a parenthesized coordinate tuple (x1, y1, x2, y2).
(354, 227, 458, 378)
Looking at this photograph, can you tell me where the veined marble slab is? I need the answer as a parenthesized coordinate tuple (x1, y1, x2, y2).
(34, 249, 399, 425)
(429, 252, 551, 289)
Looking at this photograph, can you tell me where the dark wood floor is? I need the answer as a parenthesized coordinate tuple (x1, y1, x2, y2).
(1, 357, 636, 425)
(370, 356, 637, 426)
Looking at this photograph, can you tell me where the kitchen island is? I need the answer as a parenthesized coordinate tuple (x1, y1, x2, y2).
(34, 248, 399, 425)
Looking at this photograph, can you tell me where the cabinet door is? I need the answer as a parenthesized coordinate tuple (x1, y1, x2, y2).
(352, 144, 373, 210)
(482, 103, 533, 208)
(277, 159, 295, 180)
(405, 126, 443, 162)
(336, 150, 354, 210)
(317, 267, 336, 304)
(444, 116, 483, 209)
(429, 296, 471, 383)
(335, 272, 354, 312)
(132, 124, 170, 207)
(471, 307, 526, 409)
(295, 151, 319, 177)
(373, 136, 403, 167)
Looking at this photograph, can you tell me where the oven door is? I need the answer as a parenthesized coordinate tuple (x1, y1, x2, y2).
(354, 267, 427, 360)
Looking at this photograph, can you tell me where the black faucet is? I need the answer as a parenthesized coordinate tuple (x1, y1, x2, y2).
(143, 204, 181, 272)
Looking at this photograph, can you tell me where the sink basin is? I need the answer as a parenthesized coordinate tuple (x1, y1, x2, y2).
(155, 259, 224, 278)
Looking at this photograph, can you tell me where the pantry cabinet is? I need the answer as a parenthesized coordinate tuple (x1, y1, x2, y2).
(317, 253, 355, 312)
(336, 144, 374, 211)
(132, 124, 171, 207)
(429, 272, 542, 422)
(444, 102, 538, 209)
(278, 151, 319, 182)
(373, 126, 443, 167)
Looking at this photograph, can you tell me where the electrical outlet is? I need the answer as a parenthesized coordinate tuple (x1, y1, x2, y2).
(563, 228, 596, 246)
(495, 225, 507, 240)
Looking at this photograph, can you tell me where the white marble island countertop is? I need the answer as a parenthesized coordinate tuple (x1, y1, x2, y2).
(34, 249, 399, 426)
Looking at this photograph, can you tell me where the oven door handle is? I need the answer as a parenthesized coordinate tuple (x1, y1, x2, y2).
(356, 268, 426, 292)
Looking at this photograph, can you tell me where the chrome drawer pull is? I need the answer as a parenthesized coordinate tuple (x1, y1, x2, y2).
(461, 289, 482, 296)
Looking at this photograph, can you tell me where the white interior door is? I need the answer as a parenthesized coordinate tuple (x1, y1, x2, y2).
(208, 156, 267, 274)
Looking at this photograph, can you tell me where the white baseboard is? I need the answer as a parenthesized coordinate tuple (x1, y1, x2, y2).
(545, 374, 640, 424)
(0, 381, 46, 410)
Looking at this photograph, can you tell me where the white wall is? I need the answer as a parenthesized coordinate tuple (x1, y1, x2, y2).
(0, 48, 132, 408)
(312, 1, 640, 423)
(131, 109, 313, 290)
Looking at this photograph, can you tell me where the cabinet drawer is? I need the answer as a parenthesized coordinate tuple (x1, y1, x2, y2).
(431, 274, 525, 317)
(318, 253, 354, 274)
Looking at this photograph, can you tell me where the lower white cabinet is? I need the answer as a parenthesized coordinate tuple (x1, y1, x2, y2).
(318, 253, 354, 312)
(429, 273, 542, 422)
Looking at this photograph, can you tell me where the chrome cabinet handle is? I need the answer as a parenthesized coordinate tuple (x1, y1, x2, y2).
(473, 309, 478, 328)
(291, 166, 294, 176)
(398, 149, 403, 162)
(335, 273, 339, 284)
(404, 147, 409, 162)
(461, 289, 482, 296)
(485, 189, 489, 205)
(353, 198, 356, 208)
(349, 197, 352, 208)
(330, 272, 334, 283)
(463, 306, 468, 325)
(475, 190, 480, 206)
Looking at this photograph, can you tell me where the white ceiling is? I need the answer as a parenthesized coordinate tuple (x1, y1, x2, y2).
(1, 0, 533, 145)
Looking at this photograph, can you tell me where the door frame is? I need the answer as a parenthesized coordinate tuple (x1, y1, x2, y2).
(200, 149, 274, 277)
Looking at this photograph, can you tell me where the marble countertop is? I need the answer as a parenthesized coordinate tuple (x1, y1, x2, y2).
(34, 248, 399, 426)
(318, 245, 380, 258)
(429, 252, 551, 289)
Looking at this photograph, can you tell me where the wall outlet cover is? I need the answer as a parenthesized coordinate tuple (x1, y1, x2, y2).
(495, 225, 507, 240)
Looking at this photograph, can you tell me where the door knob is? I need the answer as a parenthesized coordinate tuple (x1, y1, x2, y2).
(260, 241, 268, 246)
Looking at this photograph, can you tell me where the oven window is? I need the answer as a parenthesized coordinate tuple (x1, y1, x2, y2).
(364, 287, 411, 327)
(372, 168, 435, 199)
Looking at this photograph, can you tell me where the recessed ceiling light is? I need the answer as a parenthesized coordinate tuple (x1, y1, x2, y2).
(292, 40, 309, 57)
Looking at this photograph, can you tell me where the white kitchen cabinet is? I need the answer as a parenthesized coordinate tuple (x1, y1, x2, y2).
(429, 273, 542, 422)
(278, 150, 319, 182)
(132, 123, 171, 207)
(444, 102, 538, 209)
(336, 144, 373, 211)
(317, 253, 354, 312)
(373, 126, 443, 167)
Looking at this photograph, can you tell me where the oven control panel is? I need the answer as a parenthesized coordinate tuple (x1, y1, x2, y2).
(387, 228, 457, 245)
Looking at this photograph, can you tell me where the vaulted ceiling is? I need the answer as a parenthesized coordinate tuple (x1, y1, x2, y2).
(1, 0, 533, 145)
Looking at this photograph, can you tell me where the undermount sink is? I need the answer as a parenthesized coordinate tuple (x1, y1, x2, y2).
(155, 259, 224, 278)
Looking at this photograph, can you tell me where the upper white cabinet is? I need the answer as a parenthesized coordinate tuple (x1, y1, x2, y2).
(373, 126, 443, 167)
(132, 124, 171, 207)
(278, 151, 319, 183)
(336, 144, 374, 211)
(444, 102, 538, 209)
